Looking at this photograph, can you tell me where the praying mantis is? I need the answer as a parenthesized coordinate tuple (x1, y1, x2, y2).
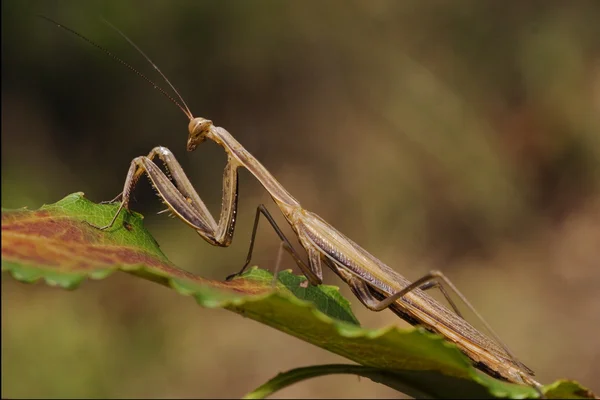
(41, 16, 545, 396)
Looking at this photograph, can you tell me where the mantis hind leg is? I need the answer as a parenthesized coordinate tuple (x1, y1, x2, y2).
(336, 267, 534, 376)
(418, 281, 463, 318)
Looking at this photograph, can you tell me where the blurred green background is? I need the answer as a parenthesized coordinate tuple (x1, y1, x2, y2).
(2, 1, 600, 398)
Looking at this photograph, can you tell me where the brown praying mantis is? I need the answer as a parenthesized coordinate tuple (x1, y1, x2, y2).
(42, 16, 545, 396)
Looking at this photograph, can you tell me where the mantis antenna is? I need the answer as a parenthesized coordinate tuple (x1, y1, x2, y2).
(37, 15, 193, 121)
(99, 17, 194, 121)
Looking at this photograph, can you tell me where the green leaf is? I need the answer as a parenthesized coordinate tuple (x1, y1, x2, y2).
(1, 192, 358, 324)
(1, 193, 595, 399)
(242, 364, 494, 399)
(245, 365, 596, 400)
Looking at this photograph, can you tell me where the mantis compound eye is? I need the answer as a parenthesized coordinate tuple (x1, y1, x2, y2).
(187, 117, 212, 151)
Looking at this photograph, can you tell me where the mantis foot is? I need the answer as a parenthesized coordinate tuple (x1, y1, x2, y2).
(224, 272, 241, 281)
(83, 220, 114, 231)
(99, 192, 124, 205)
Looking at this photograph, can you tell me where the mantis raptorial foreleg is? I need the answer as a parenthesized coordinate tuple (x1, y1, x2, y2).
(92, 146, 239, 248)
(94, 146, 323, 286)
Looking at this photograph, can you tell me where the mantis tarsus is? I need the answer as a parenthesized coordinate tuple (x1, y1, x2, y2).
(42, 16, 545, 396)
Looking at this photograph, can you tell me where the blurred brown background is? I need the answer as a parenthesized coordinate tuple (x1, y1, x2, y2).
(2, 1, 600, 398)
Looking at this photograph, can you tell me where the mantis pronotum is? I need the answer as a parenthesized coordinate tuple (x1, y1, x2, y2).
(42, 16, 544, 395)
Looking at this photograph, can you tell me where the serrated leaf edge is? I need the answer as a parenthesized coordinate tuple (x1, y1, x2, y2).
(2, 258, 546, 399)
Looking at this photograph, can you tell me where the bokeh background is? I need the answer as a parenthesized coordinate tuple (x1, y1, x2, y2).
(2, 1, 600, 398)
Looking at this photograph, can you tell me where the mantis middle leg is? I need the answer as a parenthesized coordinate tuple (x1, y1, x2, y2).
(225, 204, 322, 285)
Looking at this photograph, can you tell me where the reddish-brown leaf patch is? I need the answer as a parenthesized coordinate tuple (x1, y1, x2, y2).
(1, 194, 269, 295)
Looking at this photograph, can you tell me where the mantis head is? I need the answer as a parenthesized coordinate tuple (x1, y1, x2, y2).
(187, 117, 213, 151)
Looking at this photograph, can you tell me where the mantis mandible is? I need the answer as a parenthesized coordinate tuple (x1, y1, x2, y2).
(41, 16, 544, 395)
